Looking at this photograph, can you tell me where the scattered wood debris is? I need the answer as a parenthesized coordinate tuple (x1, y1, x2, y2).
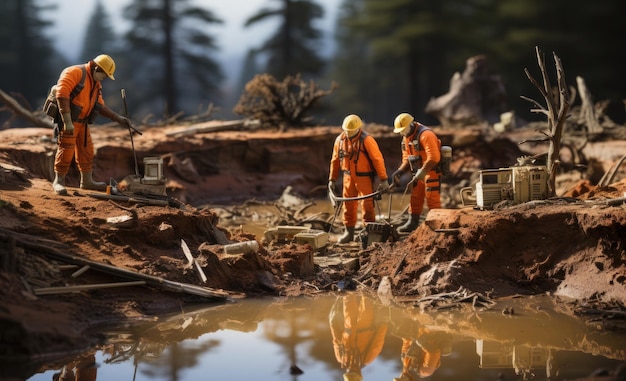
(401, 286, 496, 311)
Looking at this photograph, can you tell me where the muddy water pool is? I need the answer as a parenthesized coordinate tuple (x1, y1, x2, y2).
(23, 293, 625, 381)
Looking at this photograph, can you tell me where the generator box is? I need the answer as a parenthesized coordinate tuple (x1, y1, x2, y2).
(461, 165, 548, 209)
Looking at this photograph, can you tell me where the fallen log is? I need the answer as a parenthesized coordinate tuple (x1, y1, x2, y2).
(87, 192, 171, 207)
(33, 281, 147, 295)
(0, 88, 54, 129)
(0, 227, 233, 301)
(165, 119, 251, 137)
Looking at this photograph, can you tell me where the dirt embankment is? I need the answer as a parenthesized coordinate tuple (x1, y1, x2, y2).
(0, 123, 625, 359)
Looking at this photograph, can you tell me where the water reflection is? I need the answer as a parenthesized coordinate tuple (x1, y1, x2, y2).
(330, 293, 388, 381)
(23, 294, 625, 381)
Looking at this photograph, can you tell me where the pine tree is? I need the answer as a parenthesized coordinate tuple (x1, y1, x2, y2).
(244, 0, 326, 80)
(122, 0, 224, 118)
(79, 0, 120, 110)
(80, 0, 117, 63)
(330, 0, 456, 124)
(0, 0, 56, 125)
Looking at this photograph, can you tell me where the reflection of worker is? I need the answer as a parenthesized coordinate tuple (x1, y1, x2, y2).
(394, 328, 451, 380)
(52, 352, 98, 381)
(329, 114, 389, 243)
(329, 293, 388, 381)
(391, 113, 441, 233)
(52, 54, 131, 195)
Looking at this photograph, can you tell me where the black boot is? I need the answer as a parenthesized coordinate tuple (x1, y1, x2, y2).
(338, 227, 355, 244)
(397, 214, 420, 233)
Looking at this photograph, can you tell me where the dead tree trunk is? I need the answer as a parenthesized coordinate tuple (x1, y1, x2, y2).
(520, 46, 570, 197)
(0, 88, 55, 129)
(424, 55, 508, 128)
(576, 76, 603, 135)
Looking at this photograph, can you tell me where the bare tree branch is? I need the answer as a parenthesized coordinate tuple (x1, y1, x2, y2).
(521, 46, 571, 197)
(0, 88, 55, 129)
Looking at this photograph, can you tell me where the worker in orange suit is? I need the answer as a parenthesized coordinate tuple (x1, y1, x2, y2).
(329, 293, 388, 381)
(52, 54, 131, 195)
(393, 328, 452, 380)
(329, 114, 389, 243)
(391, 113, 442, 233)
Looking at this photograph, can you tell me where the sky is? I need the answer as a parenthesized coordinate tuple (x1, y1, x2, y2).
(49, 0, 342, 86)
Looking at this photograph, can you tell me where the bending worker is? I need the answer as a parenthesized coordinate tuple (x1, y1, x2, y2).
(329, 114, 389, 243)
(52, 54, 131, 195)
(391, 113, 441, 233)
(393, 329, 452, 380)
(329, 293, 388, 381)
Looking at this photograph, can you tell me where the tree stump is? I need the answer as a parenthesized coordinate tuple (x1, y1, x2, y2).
(425, 55, 508, 128)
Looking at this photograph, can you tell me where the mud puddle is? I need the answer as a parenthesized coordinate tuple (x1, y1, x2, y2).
(19, 293, 626, 381)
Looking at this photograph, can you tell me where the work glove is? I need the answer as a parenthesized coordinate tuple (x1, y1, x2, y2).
(377, 180, 390, 193)
(392, 169, 404, 186)
(61, 112, 74, 134)
(408, 169, 426, 187)
(114, 114, 131, 128)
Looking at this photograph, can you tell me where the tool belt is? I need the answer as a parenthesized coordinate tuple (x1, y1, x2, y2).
(426, 177, 440, 192)
(342, 169, 375, 177)
(71, 103, 97, 125)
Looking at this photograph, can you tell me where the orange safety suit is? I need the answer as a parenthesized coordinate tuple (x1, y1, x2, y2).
(329, 293, 388, 376)
(398, 333, 442, 379)
(54, 61, 119, 176)
(401, 124, 441, 215)
(329, 130, 388, 227)
(56, 353, 97, 381)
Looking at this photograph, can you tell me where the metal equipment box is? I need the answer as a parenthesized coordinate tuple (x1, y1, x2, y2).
(293, 230, 329, 250)
(461, 165, 548, 209)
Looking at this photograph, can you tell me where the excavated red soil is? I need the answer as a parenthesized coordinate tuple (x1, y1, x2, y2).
(0, 123, 625, 359)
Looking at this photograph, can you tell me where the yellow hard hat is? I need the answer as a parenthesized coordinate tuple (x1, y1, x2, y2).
(393, 112, 414, 134)
(342, 114, 363, 132)
(343, 371, 363, 381)
(93, 54, 116, 80)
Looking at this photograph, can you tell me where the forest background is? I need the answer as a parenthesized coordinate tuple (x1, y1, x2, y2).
(1, 0, 625, 129)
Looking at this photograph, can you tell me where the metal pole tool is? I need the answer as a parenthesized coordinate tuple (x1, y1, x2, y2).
(121, 89, 142, 178)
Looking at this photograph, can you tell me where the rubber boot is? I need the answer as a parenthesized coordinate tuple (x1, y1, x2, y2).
(52, 173, 68, 195)
(397, 214, 420, 233)
(338, 227, 355, 244)
(80, 170, 107, 191)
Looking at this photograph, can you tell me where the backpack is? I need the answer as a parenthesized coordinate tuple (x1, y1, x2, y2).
(406, 124, 453, 177)
(43, 65, 87, 124)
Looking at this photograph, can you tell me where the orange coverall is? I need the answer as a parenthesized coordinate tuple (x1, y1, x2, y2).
(329, 130, 388, 227)
(401, 124, 441, 215)
(56, 353, 97, 381)
(398, 334, 442, 379)
(54, 62, 119, 176)
(329, 293, 388, 376)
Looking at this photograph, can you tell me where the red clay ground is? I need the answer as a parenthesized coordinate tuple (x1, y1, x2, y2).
(0, 123, 624, 360)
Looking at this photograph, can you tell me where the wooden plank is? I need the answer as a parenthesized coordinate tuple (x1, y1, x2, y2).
(180, 239, 194, 267)
(181, 239, 208, 283)
(194, 260, 208, 284)
(72, 265, 90, 277)
(0, 227, 231, 300)
(34, 281, 147, 295)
